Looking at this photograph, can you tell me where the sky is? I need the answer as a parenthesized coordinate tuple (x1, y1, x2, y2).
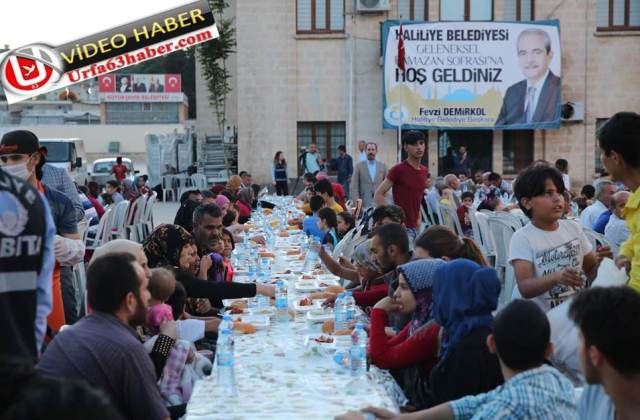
(0, 0, 197, 49)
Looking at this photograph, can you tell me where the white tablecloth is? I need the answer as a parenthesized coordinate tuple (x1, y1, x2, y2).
(186, 234, 405, 419)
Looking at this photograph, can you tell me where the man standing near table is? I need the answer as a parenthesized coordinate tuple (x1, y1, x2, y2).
(374, 131, 428, 245)
(351, 142, 387, 210)
(333, 145, 353, 200)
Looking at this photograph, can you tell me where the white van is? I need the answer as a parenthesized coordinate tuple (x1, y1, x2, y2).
(39, 138, 89, 185)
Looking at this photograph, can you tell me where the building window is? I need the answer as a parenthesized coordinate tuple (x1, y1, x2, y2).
(595, 118, 608, 174)
(440, 0, 493, 21)
(503, 0, 534, 21)
(398, 0, 428, 20)
(297, 0, 345, 33)
(297, 122, 345, 173)
(502, 130, 534, 174)
(597, 0, 640, 31)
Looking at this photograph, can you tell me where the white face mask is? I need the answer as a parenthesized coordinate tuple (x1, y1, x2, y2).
(2, 161, 32, 180)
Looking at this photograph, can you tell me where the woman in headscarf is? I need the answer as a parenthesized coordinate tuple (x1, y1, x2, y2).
(368, 259, 444, 408)
(428, 258, 503, 406)
(142, 224, 274, 308)
(235, 188, 253, 224)
(214, 194, 230, 214)
(226, 175, 243, 199)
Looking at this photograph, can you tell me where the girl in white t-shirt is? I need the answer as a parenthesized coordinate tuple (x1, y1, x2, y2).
(509, 165, 600, 312)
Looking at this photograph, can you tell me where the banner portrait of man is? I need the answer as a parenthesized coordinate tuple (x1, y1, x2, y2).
(495, 28, 561, 126)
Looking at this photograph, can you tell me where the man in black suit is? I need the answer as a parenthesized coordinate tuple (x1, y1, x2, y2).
(495, 28, 561, 126)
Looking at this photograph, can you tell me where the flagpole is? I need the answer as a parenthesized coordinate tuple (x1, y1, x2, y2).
(397, 23, 405, 164)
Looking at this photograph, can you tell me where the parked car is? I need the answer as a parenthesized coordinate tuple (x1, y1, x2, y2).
(39, 138, 88, 185)
(88, 157, 136, 186)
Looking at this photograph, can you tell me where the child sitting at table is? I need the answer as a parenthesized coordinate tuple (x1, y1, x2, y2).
(317, 207, 339, 250)
(220, 228, 235, 282)
(303, 195, 326, 241)
(457, 191, 474, 236)
(337, 211, 355, 241)
(145, 268, 177, 336)
(509, 164, 599, 313)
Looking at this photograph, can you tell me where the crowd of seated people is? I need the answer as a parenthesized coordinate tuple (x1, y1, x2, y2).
(3, 111, 640, 420)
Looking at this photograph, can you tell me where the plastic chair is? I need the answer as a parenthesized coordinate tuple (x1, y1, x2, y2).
(109, 200, 130, 240)
(440, 202, 464, 237)
(139, 192, 157, 240)
(474, 211, 495, 258)
(190, 174, 208, 190)
(162, 175, 176, 202)
(487, 216, 521, 308)
(84, 207, 113, 250)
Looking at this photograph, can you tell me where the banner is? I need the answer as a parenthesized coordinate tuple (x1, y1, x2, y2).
(382, 20, 562, 130)
(0, 0, 217, 104)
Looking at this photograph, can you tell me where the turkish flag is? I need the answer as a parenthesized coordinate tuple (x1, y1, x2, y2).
(397, 24, 405, 71)
(99, 74, 115, 92)
(164, 74, 181, 92)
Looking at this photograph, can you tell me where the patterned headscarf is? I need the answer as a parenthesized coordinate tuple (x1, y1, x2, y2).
(352, 239, 381, 274)
(432, 259, 500, 364)
(143, 224, 195, 268)
(215, 194, 230, 209)
(397, 259, 445, 336)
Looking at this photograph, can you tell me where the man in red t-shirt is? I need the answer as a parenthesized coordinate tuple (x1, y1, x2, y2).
(374, 131, 428, 245)
(111, 156, 129, 181)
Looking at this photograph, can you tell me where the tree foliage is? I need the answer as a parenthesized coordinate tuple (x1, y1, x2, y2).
(198, 0, 236, 134)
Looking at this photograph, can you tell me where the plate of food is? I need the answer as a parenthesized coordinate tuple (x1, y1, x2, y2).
(295, 280, 320, 293)
(249, 306, 276, 317)
(233, 315, 270, 332)
(304, 334, 336, 351)
(316, 278, 341, 289)
(222, 298, 249, 310)
(293, 297, 323, 312)
(306, 308, 335, 323)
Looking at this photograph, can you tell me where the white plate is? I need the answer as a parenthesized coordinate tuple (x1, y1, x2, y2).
(293, 298, 323, 312)
(304, 334, 336, 350)
(317, 274, 340, 282)
(222, 310, 246, 320)
(222, 298, 249, 308)
(295, 280, 320, 293)
(306, 308, 335, 323)
(238, 314, 270, 330)
(249, 306, 276, 317)
(315, 279, 341, 290)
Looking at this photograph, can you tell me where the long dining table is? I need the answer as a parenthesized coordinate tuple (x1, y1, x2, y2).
(185, 212, 405, 419)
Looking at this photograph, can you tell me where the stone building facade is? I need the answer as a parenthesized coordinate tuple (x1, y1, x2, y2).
(195, 0, 640, 190)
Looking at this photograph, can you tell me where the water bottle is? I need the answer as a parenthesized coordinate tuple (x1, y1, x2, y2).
(216, 315, 236, 395)
(257, 200, 262, 214)
(350, 323, 368, 378)
(258, 257, 271, 283)
(248, 259, 258, 282)
(275, 279, 289, 322)
(343, 292, 356, 323)
(302, 240, 320, 273)
(334, 293, 348, 331)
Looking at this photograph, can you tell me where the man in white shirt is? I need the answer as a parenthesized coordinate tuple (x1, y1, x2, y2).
(604, 190, 630, 255)
(304, 143, 321, 174)
(357, 140, 367, 162)
(579, 181, 616, 229)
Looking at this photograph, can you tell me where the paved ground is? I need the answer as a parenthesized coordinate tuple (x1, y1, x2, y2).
(152, 201, 180, 226)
